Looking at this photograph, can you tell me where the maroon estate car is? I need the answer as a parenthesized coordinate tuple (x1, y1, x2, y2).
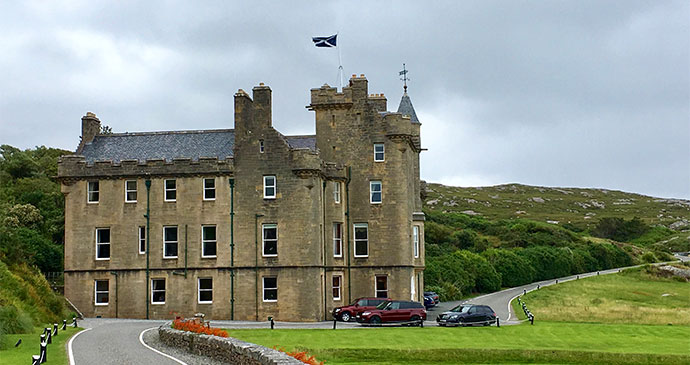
(356, 300, 427, 325)
(333, 297, 390, 322)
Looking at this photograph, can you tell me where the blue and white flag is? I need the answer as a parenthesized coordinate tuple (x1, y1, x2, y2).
(312, 34, 337, 48)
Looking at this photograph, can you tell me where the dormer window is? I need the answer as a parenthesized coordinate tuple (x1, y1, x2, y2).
(374, 143, 384, 162)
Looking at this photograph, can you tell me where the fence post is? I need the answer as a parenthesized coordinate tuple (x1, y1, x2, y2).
(537, 284, 540, 289)
(72, 316, 78, 328)
(496, 317, 500, 327)
(268, 316, 274, 329)
(45, 329, 51, 345)
(529, 314, 534, 325)
(555, 279, 558, 284)
(62, 319, 67, 330)
(333, 318, 337, 330)
(31, 355, 40, 365)
(523, 289, 526, 295)
(39, 341, 47, 363)
(419, 318, 424, 327)
(53, 323, 58, 336)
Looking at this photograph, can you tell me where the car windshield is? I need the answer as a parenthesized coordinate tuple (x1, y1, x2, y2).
(450, 305, 470, 313)
(375, 301, 391, 310)
(350, 299, 361, 306)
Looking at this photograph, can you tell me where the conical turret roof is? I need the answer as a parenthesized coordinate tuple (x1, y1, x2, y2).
(397, 92, 419, 123)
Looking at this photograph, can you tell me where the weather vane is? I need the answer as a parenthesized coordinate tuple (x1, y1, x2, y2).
(399, 63, 410, 93)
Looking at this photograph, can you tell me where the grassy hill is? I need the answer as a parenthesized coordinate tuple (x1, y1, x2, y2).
(423, 183, 690, 251)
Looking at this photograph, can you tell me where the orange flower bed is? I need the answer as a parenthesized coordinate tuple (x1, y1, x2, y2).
(172, 318, 229, 338)
(274, 346, 325, 365)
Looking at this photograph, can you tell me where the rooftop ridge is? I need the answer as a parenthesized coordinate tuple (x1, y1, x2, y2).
(99, 128, 235, 137)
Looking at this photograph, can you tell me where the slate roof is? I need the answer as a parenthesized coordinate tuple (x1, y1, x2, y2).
(80, 129, 318, 163)
(81, 129, 236, 163)
(397, 92, 420, 123)
(285, 135, 317, 150)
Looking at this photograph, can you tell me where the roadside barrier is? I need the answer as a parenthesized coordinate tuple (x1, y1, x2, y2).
(29, 317, 78, 364)
(517, 297, 535, 325)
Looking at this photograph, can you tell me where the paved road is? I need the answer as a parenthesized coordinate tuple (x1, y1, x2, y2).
(70, 319, 179, 365)
(427, 255, 688, 324)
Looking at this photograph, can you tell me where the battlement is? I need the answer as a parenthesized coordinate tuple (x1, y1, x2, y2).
(58, 154, 234, 180)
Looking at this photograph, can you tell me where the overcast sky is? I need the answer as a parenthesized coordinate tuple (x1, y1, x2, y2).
(1, 1, 688, 199)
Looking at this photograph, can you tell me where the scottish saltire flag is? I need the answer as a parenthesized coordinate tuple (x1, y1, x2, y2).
(312, 34, 337, 48)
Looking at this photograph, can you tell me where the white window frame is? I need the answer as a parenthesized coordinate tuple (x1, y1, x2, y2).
(94, 280, 109, 306)
(164, 179, 176, 202)
(262, 224, 278, 257)
(163, 226, 178, 259)
(198, 278, 213, 304)
(203, 178, 216, 201)
(375, 275, 388, 298)
(125, 180, 137, 203)
(201, 225, 217, 258)
(259, 139, 265, 153)
(87, 181, 99, 203)
(333, 223, 342, 258)
(138, 226, 146, 254)
(353, 223, 369, 258)
(263, 175, 276, 199)
(413, 225, 420, 258)
(333, 181, 341, 203)
(374, 143, 385, 162)
(151, 278, 166, 304)
(370, 181, 382, 204)
(95, 228, 110, 260)
(332, 274, 342, 301)
(262, 276, 278, 302)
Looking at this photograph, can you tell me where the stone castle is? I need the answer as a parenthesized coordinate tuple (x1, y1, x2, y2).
(58, 74, 425, 321)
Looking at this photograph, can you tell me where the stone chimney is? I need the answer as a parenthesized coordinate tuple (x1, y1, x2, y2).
(252, 83, 272, 129)
(77, 112, 101, 153)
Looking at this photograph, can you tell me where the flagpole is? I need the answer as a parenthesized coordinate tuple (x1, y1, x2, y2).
(337, 32, 343, 90)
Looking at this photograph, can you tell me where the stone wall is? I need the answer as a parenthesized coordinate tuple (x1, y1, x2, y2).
(158, 324, 302, 365)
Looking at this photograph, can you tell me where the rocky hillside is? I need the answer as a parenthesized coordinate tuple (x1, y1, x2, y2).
(423, 183, 690, 249)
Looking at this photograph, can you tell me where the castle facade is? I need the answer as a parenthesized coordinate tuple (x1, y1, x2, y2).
(58, 74, 425, 321)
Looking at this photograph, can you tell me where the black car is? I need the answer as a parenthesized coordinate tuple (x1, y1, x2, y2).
(424, 291, 440, 305)
(436, 304, 497, 326)
(423, 295, 435, 309)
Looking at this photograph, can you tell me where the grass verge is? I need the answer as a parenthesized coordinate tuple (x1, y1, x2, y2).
(226, 322, 689, 364)
(0, 325, 81, 364)
(519, 266, 689, 324)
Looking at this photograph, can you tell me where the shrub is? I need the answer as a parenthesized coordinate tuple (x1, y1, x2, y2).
(641, 252, 656, 263)
(274, 346, 324, 365)
(592, 217, 650, 242)
(482, 249, 535, 287)
(172, 318, 228, 337)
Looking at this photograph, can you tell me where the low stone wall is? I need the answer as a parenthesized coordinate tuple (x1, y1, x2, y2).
(158, 323, 302, 365)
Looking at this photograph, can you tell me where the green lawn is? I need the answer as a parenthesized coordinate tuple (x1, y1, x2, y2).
(0, 325, 82, 365)
(518, 266, 690, 325)
(226, 322, 690, 364)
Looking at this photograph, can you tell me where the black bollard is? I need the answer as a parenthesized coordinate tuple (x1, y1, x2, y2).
(45, 329, 51, 345)
(39, 334, 45, 344)
(268, 316, 274, 329)
(496, 317, 500, 327)
(577, 275, 579, 280)
(53, 323, 58, 336)
(40, 341, 47, 363)
(537, 284, 540, 290)
(333, 318, 337, 330)
(32, 355, 40, 365)
(420, 318, 424, 327)
(523, 289, 526, 295)
(72, 316, 77, 328)
(62, 319, 67, 330)
(555, 279, 558, 284)
(597, 271, 599, 276)
(529, 314, 534, 325)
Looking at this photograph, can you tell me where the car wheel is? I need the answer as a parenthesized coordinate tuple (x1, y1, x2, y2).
(340, 312, 351, 322)
(410, 315, 421, 326)
(369, 316, 381, 325)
